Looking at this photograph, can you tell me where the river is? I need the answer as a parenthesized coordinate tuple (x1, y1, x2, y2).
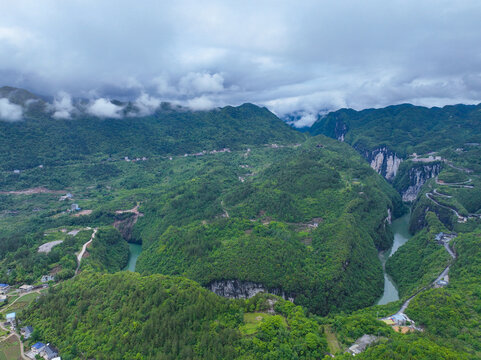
(376, 213, 412, 305)
(123, 243, 142, 271)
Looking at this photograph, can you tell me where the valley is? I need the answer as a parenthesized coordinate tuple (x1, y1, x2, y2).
(376, 213, 412, 305)
(0, 88, 480, 359)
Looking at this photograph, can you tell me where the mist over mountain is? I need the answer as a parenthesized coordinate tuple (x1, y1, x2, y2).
(2, 2, 481, 359)
(3, 1, 481, 124)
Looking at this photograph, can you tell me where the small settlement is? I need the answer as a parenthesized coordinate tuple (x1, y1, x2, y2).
(0, 284, 61, 359)
(26, 342, 61, 360)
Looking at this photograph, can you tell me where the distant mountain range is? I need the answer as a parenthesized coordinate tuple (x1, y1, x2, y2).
(0, 86, 304, 171)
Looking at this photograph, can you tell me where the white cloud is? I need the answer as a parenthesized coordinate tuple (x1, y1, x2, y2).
(288, 113, 318, 128)
(178, 72, 224, 95)
(153, 75, 176, 95)
(52, 91, 75, 119)
(185, 95, 216, 111)
(2, 0, 481, 117)
(0, 98, 23, 121)
(133, 93, 161, 116)
(0, 26, 34, 47)
(87, 98, 124, 118)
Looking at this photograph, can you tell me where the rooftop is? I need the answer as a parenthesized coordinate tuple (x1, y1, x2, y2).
(32, 342, 45, 350)
(6, 312, 16, 319)
(43, 345, 58, 358)
(22, 325, 34, 333)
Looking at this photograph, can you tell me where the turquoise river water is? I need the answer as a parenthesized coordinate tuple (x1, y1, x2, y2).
(376, 213, 412, 305)
(123, 243, 142, 272)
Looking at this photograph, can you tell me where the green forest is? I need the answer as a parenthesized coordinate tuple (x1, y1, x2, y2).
(1, 87, 481, 359)
(22, 272, 328, 360)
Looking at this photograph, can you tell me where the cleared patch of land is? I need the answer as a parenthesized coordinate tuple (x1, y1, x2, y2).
(2, 292, 43, 315)
(324, 325, 341, 354)
(38, 240, 63, 253)
(72, 209, 92, 217)
(0, 335, 21, 360)
(239, 312, 287, 336)
(0, 187, 64, 195)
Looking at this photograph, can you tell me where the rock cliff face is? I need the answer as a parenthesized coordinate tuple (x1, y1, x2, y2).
(401, 163, 442, 202)
(362, 147, 403, 181)
(385, 208, 392, 224)
(335, 121, 348, 142)
(208, 280, 294, 301)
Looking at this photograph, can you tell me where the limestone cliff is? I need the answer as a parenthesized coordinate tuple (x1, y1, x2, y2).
(360, 147, 403, 181)
(335, 121, 348, 142)
(398, 163, 442, 202)
(208, 280, 294, 301)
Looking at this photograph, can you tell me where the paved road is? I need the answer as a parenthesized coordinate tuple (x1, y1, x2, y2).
(445, 161, 473, 174)
(432, 189, 452, 198)
(436, 177, 474, 188)
(386, 239, 457, 327)
(75, 228, 97, 274)
(425, 192, 464, 219)
(444, 242, 456, 259)
(2, 290, 42, 313)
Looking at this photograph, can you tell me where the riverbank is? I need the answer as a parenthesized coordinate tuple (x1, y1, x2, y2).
(123, 243, 142, 271)
(376, 213, 412, 305)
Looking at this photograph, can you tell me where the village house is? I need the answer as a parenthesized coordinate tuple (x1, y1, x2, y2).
(436, 279, 449, 288)
(21, 325, 34, 339)
(435, 232, 457, 244)
(0, 295, 7, 303)
(6, 312, 16, 326)
(41, 344, 59, 360)
(70, 203, 81, 212)
(59, 193, 73, 201)
(41, 275, 55, 283)
(382, 313, 409, 326)
(0, 283, 9, 294)
(19, 284, 34, 293)
(31, 342, 46, 355)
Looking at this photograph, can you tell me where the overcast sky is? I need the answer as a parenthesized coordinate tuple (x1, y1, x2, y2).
(1, 0, 481, 125)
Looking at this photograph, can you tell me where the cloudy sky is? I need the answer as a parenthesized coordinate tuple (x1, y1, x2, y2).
(1, 0, 481, 125)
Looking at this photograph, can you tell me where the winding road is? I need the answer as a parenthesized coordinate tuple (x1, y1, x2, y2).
(220, 200, 230, 218)
(75, 228, 97, 275)
(425, 175, 481, 221)
(385, 237, 457, 328)
(425, 192, 465, 219)
(435, 177, 474, 188)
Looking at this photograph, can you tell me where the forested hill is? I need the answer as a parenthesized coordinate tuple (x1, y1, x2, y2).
(309, 103, 481, 156)
(0, 86, 304, 171)
(22, 271, 329, 359)
(136, 137, 403, 315)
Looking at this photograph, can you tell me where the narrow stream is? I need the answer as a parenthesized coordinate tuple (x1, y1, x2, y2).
(123, 243, 142, 271)
(376, 213, 412, 305)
